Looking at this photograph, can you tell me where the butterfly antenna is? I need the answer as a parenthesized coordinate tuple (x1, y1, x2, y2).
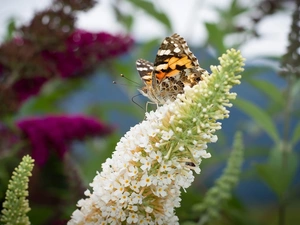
(132, 94, 146, 112)
(112, 74, 140, 87)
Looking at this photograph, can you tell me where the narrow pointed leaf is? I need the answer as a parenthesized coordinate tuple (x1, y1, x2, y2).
(234, 98, 280, 143)
(247, 79, 284, 107)
(128, 0, 172, 31)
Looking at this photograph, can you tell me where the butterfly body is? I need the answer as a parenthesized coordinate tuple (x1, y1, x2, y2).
(136, 33, 207, 105)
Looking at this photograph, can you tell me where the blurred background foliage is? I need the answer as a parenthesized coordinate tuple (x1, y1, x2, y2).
(0, 0, 299, 224)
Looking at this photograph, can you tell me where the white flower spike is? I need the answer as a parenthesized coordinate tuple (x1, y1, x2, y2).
(68, 49, 244, 225)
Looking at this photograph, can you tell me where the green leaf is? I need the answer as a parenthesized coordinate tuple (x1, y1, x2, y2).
(234, 98, 280, 143)
(4, 18, 16, 41)
(228, 0, 248, 16)
(240, 66, 272, 79)
(120, 14, 134, 31)
(18, 78, 84, 115)
(205, 22, 226, 53)
(255, 148, 298, 197)
(112, 6, 134, 31)
(127, 0, 172, 31)
(111, 60, 140, 94)
(291, 121, 300, 146)
(247, 79, 284, 107)
(291, 79, 300, 100)
(137, 38, 161, 60)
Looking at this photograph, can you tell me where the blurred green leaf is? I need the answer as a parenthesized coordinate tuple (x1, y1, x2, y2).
(83, 134, 120, 181)
(291, 79, 300, 100)
(205, 22, 226, 53)
(137, 38, 160, 60)
(111, 60, 140, 94)
(291, 121, 300, 146)
(112, 5, 134, 31)
(127, 0, 172, 31)
(240, 66, 273, 79)
(234, 98, 280, 143)
(18, 78, 84, 116)
(215, 0, 247, 31)
(228, 0, 248, 16)
(255, 148, 298, 197)
(121, 14, 134, 31)
(247, 79, 284, 107)
(28, 206, 53, 225)
(4, 18, 16, 41)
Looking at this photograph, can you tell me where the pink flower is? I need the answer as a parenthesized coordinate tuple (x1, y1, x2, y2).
(17, 115, 113, 166)
(12, 76, 48, 102)
(43, 30, 134, 78)
(0, 30, 134, 106)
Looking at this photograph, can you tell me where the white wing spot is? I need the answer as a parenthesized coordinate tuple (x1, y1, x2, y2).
(156, 64, 168, 70)
(164, 49, 171, 55)
(137, 67, 151, 71)
(158, 49, 171, 56)
(174, 47, 181, 53)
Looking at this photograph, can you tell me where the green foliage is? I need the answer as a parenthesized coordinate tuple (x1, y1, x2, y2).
(0, 155, 34, 225)
(234, 98, 280, 144)
(18, 78, 85, 116)
(205, 23, 226, 53)
(247, 79, 285, 108)
(127, 0, 172, 31)
(4, 18, 16, 41)
(205, 0, 249, 52)
(291, 121, 300, 146)
(255, 147, 298, 198)
(190, 132, 244, 225)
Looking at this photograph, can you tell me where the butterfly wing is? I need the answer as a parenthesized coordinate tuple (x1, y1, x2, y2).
(136, 59, 154, 86)
(153, 33, 201, 82)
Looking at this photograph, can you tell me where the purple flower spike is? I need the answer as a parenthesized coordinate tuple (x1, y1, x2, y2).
(12, 76, 48, 103)
(43, 30, 134, 78)
(16, 115, 113, 166)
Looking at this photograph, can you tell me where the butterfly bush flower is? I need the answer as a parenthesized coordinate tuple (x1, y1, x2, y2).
(0, 30, 133, 106)
(68, 49, 244, 225)
(43, 30, 134, 78)
(17, 115, 113, 166)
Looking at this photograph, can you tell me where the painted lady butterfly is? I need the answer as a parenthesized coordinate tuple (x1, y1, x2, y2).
(136, 33, 207, 105)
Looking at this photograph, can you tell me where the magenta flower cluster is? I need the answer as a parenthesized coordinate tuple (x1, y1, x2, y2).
(42, 30, 134, 78)
(12, 77, 48, 102)
(17, 115, 113, 166)
(1, 30, 133, 104)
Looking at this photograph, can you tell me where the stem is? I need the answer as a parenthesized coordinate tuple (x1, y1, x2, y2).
(278, 75, 294, 225)
(282, 75, 293, 164)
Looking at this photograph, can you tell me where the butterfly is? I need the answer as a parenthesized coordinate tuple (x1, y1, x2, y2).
(136, 33, 208, 105)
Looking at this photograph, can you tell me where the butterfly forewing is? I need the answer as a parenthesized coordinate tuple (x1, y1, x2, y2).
(136, 59, 154, 83)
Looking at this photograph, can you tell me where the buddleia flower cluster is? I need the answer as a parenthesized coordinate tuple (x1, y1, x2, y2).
(68, 49, 244, 225)
(1, 155, 34, 225)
